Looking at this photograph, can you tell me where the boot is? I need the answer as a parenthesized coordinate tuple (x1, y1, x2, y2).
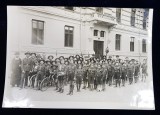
(60, 89, 64, 93)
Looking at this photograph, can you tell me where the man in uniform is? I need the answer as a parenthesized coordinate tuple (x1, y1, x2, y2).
(20, 51, 33, 89)
(121, 62, 127, 86)
(95, 64, 103, 91)
(88, 59, 96, 91)
(82, 60, 89, 89)
(11, 52, 22, 87)
(37, 59, 46, 90)
(101, 60, 108, 91)
(141, 59, 147, 82)
(107, 59, 114, 86)
(75, 63, 84, 92)
(127, 60, 135, 85)
(57, 58, 66, 93)
(54, 58, 61, 90)
(114, 62, 121, 87)
(134, 60, 140, 83)
(67, 58, 76, 95)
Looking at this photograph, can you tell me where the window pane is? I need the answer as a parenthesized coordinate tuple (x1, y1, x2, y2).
(38, 21, 44, 30)
(32, 21, 37, 28)
(65, 34, 68, 46)
(65, 26, 69, 30)
(69, 35, 73, 47)
(32, 29, 37, 44)
(32, 20, 44, 45)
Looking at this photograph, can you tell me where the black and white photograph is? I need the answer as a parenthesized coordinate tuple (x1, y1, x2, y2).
(2, 6, 154, 109)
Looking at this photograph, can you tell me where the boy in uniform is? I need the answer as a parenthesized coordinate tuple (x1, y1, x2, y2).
(114, 62, 121, 87)
(88, 59, 96, 91)
(37, 59, 46, 90)
(67, 59, 76, 95)
(121, 62, 127, 86)
(75, 63, 84, 92)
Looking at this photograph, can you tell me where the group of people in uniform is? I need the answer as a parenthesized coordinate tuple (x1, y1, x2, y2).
(10, 51, 148, 95)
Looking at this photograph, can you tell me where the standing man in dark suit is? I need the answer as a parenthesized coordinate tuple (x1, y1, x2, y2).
(20, 51, 33, 89)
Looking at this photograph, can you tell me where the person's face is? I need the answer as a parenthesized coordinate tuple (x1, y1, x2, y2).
(26, 54, 30, 58)
(70, 60, 73, 64)
(15, 54, 19, 58)
(49, 57, 53, 60)
(32, 54, 36, 58)
(61, 60, 65, 64)
(40, 61, 44, 64)
(52, 62, 56, 65)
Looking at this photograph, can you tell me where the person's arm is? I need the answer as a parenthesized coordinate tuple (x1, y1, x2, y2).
(21, 59, 25, 73)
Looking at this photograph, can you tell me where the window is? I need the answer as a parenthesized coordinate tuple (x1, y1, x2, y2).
(115, 34, 121, 51)
(94, 30, 98, 36)
(100, 31, 105, 37)
(96, 7, 103, 13)
(116, 8, 121, 23)
(142, 39, 146, 52)
(32, 20, 44, 45)
(65, 7, 74, 10)
(130, 37, 135, 52)
(143, 9, 149, 29)
(65, 26, 74, 47)
(131, 9, 136, 26)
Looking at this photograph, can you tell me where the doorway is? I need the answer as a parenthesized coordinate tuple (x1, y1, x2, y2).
(93, 40, 104, 58)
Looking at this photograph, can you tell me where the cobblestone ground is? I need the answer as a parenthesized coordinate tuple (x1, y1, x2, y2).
(3, 77, 154, 109)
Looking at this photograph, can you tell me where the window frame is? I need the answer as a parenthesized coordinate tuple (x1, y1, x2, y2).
(31, 19, 45, 45)
(116, 8, 121, 23)
(142, 39, 147, 53)
(115, 34, 121, 51)
(100, 31, 105, 37)
(64, 25, 74, 47)
(130, 37, 135, 52)
(131, 9, 136, 26)
(94, 30, 98, 36)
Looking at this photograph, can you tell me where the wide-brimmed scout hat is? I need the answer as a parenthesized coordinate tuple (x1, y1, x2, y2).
(39, 59, 45, 63)
(25, 51, 31, 55)
(59, 56, 65, 60)
(48, 55, 54, 59)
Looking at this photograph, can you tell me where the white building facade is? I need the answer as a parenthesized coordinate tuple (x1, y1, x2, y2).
(7, 6, 149, 62)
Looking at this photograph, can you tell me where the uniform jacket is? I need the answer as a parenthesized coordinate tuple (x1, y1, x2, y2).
(21, 57, 33, 72)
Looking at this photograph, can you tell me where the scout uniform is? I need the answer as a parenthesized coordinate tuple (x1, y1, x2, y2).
(75, 64, 84, 92)
(45, 60, 52, 77)
(101, 62, 108, 91)
(107, 60, 114, 86)
(134, 62, 140, 83)
(30, 61, 39, 88)
(127, 61, 135, 85)
(95, 64, 103, 91)
(11, 52, 22, 87)
(67, 62, 76, 95)
(37, 60, 46, 90)
(57, 62, 66, 93)
(114, 62, 121, 87)
(121, 63, 127, 86)
(88, 62, 96, 91)
(49, 64, 58, 87)
(20, 52, 33, 89)
(82, 61, 89, 89)
(141, 62, 147, 82)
